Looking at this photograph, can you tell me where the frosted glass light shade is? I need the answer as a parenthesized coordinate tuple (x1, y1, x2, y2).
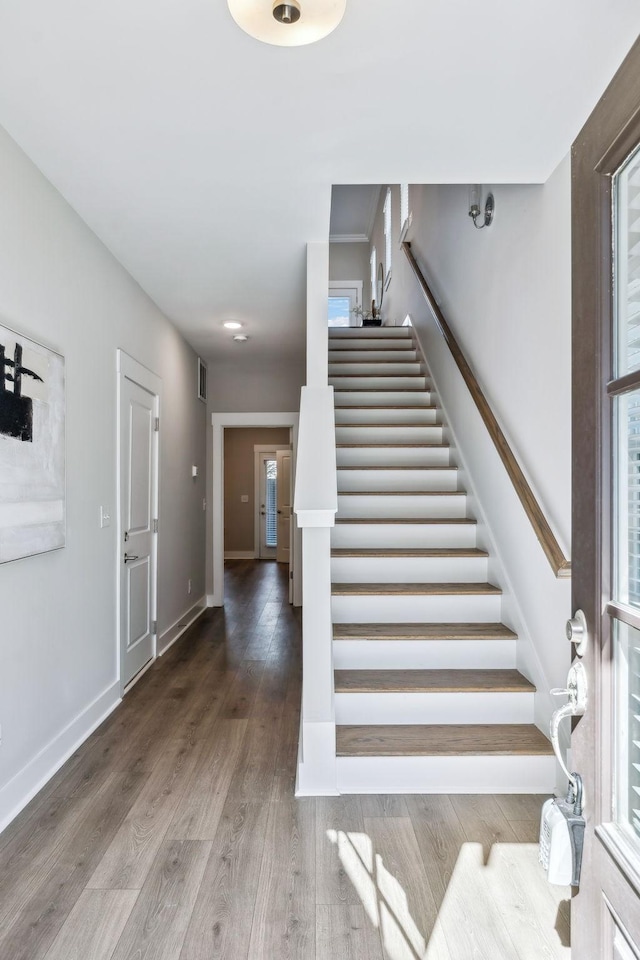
(227, 0, 346, 46)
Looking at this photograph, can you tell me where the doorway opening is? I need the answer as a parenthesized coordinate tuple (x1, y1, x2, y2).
(211, 412, 300, 607)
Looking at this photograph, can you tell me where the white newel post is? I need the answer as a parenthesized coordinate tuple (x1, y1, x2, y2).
(294, 380, 338, 794)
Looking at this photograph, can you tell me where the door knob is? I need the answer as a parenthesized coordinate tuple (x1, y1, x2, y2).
(566, 610, 588, 657)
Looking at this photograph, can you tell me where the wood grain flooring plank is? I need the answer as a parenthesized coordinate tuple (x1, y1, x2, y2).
(225, 715, 283, 803)
(363, 816, 451, 960)
(110, 840, 212, 960)
(316, 797, 365, 906)
(451, 795, 519, 861)
(509, 820, 540, 842)
(494, 794, 547, 822)
(359, 797, 409, 818)
(219, 659, 266, 719)
(316, 905, 385, 960)
(87, 738, 201, 890)
(405, 795, 468, 906)
(423, 841, 521, 960)
(248, 798, 316, 960)
(477, 841, 571, 959)
(42, 889, 139, 960)
(167, 720, 247, 840)
(0, 771, 146, 960)
(179, 800, 269, 960)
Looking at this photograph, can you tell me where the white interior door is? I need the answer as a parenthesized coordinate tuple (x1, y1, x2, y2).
(276, 448, 292, 565)
(119, 372, 158, 691)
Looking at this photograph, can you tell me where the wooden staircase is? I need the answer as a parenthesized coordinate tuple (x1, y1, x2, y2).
(328, 325, 555, 793)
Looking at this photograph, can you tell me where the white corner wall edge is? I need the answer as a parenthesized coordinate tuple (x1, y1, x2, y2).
(157, 595, 207, 656)
(0, 681, 120, 836)
(295, 719, 339, 796)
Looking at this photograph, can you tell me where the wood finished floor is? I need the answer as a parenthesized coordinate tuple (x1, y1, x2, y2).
(0, 560, 570, 960)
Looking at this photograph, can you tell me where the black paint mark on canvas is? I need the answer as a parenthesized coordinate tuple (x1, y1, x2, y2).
(0, 342, 44, 442)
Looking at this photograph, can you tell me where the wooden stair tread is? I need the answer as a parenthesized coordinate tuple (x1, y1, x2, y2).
(330, 373, 426, 378)
(338, 490, 465, 497)
(336, 422, 440, 428)
(336, 443, 447, 448)
(335, 405, 438, 410)
(332, 622, 516, 641)
(337, 465, 456, 471)
(334, 669, 534, 694)
(331, 581, 501, 596)
(336, 724, 553, 757)
(333, 388, 430, 393)
(335, 517, 476, 524)
(329, 359, 418, 364)
(331, 547, 488, 558)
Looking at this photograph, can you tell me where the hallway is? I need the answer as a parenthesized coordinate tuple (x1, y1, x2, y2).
(0, 561, 570, 960)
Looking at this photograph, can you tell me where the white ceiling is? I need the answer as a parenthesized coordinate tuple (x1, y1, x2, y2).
(330, 185, 381, 242)
(0, 1, 638, 363)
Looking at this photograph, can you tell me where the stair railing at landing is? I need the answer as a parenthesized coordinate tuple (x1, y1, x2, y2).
(293, 240, 339, 796)
(402, 241, 571, 580)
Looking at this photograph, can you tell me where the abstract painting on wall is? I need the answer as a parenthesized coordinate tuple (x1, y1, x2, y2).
(0, 323, 65, 562)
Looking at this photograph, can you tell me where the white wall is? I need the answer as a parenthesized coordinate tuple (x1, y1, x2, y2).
(371, 162, 572, 735)
(0, 125, 207, 831)
(329, 242, 370, 286)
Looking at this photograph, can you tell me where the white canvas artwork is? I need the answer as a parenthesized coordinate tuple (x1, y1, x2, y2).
(0, 324, 65, 562)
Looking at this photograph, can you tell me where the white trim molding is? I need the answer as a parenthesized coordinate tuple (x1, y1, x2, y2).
(211, 412, 300, 608)
(158, 596, 207, 656)
(0, 682, 120, 835)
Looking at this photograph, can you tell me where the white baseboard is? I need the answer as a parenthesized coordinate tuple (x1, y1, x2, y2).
(0, 681, 121, 836)
(224, 550, 256, 560)
(206, 594, 215, 607)
(158, 596, 207, 656)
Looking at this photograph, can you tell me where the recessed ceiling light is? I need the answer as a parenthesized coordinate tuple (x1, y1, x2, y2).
(223, 321, 243, 330)
(233, 334, 249, 342)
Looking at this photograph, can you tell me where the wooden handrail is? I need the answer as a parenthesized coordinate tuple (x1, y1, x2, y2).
(402, 241, 571, 579)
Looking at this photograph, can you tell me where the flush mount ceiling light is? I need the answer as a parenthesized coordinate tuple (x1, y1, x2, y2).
(233, 334, 249, 342)
(223, 321, 243, 329)
(227, 0, 346, 47)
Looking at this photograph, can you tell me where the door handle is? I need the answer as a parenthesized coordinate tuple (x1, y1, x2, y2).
(124, 553, 139, 563)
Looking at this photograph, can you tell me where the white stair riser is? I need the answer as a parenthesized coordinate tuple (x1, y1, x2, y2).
(330, 377, 428, 390)
(329, 350, 418, 362)
(337, 469, 456, 491)
(329, 328, 410, 339)
(335, 691, 534, 725)
(329, 362, 423, 376)
(335, 755, 556, 794)
(329, 342, 415, 352)
(335, 408, 438, 425)
(334, 391, 433, 406)
(337, 494, 466, 519)
(331, 555, 488, 583)
(336, 447, 450, 467)
(332, 594, 502, 623)
(335, 425, 442, 444)
(333, 639, 516, 670)
(331, 523, 477, 549)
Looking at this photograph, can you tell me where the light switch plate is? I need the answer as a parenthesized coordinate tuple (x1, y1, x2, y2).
(241, 495, 249, 503)
(100, 506, 111, 528)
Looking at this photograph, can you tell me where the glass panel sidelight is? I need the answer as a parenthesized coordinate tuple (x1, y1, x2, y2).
(264, 459, 277, 547)
(614, 144, 640, 377)
(615, 389, 640, 609)
(614, 620, 640, 843)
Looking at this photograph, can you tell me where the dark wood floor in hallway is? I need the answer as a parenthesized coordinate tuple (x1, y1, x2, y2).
(0, 560, 570, 960)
